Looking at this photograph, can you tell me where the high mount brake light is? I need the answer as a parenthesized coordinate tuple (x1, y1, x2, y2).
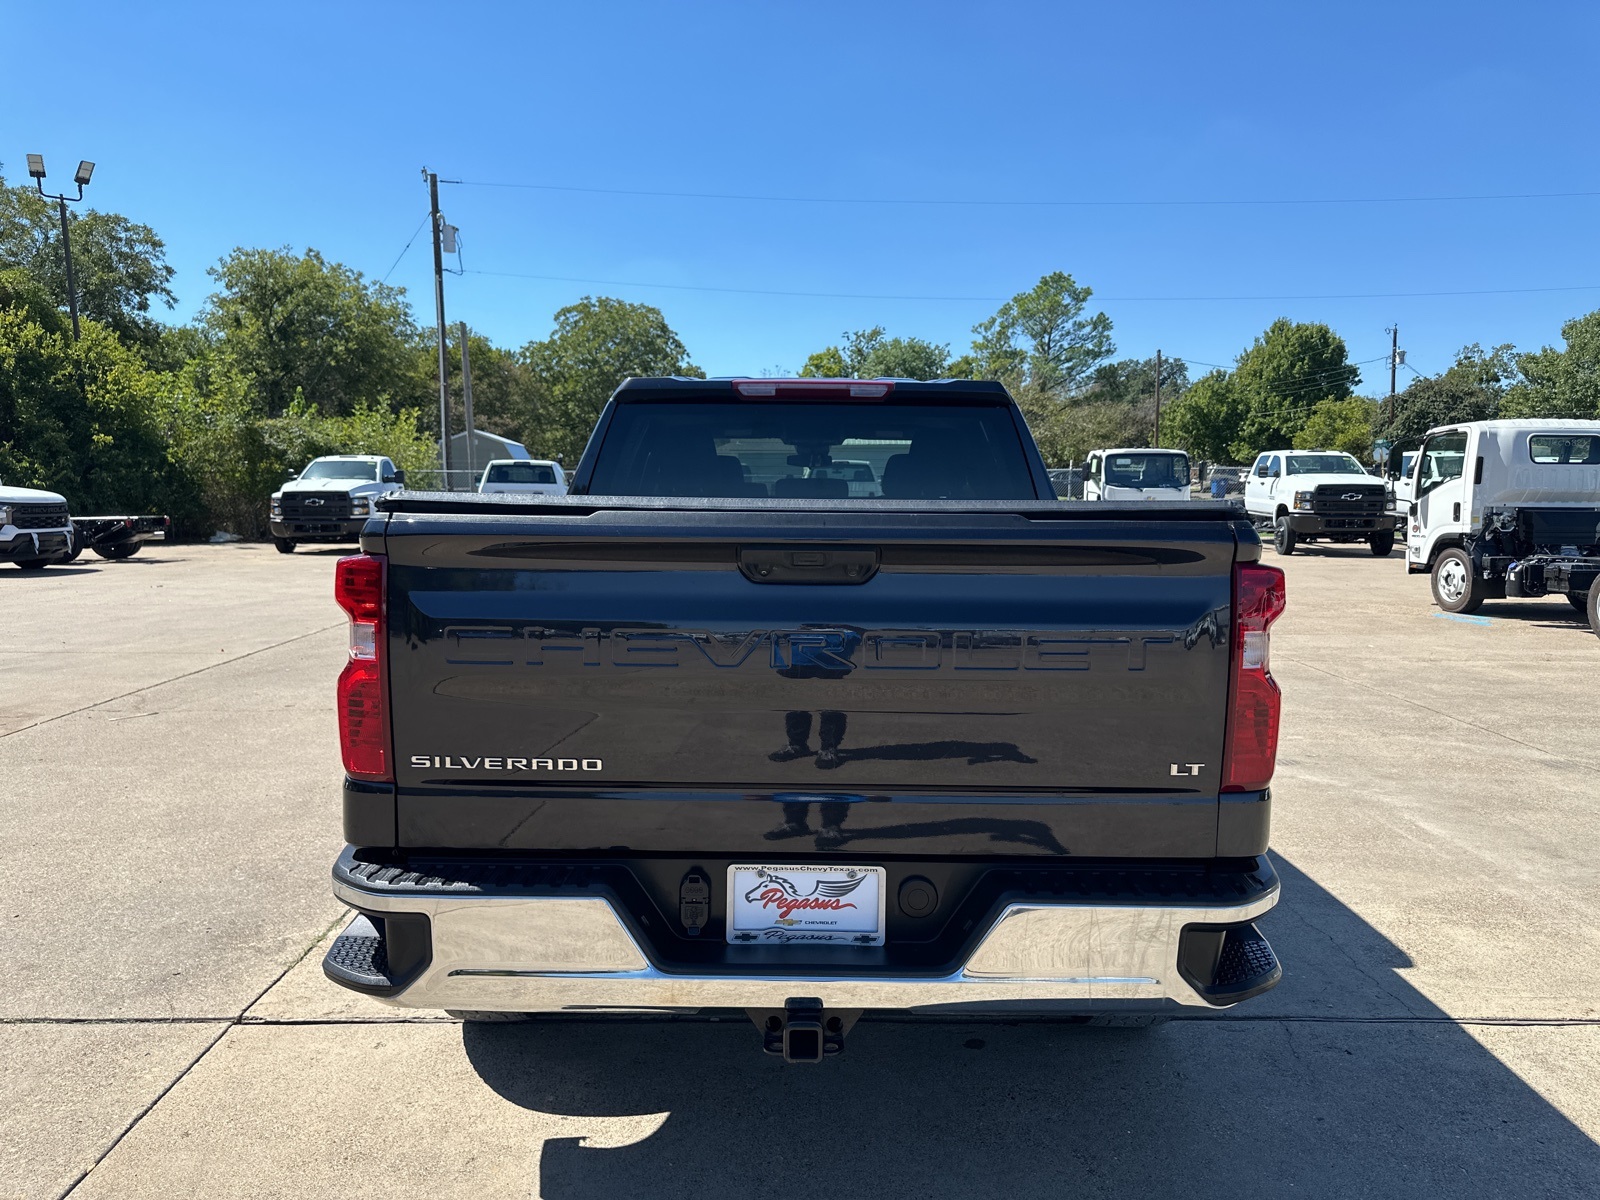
(1221, 562, 1286, 793)
(335, 554, 391, 781)
(731, 379, 894, 399)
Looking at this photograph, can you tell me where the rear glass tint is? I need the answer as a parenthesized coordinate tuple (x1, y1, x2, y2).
(487, 463, 557, 484)
(1529, 435, 1600, 464)
(587, 400, 1039, 500)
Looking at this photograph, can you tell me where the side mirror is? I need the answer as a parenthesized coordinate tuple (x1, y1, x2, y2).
(1268, 468, 1281, 479)
(285, 467, 299, 480)
(391, 469, 407, 486)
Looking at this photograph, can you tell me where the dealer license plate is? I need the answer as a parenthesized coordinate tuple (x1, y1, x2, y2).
(726, 864, 886, 947)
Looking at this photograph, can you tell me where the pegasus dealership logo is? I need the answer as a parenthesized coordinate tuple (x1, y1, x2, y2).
(743, 868, 867, 923)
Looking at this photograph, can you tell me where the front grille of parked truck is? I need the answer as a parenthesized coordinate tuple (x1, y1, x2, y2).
(11, 503, 70, 530)
(282, 495, 354, 521)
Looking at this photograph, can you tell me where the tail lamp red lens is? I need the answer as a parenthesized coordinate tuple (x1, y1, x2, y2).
(334, 554, 390, 781)
(1221, 562, 1287, 793)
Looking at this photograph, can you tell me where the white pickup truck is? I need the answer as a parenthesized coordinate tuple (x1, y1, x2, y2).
(476, 459, 567, 495)
(1082, 448, 1191, 502)
(0, 478, 74, 570)
(1243, 449, 1396, 557)
(269, 455, 407, 554)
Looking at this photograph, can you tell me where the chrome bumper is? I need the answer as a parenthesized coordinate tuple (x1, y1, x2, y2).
(330, 871, 1280, 1015)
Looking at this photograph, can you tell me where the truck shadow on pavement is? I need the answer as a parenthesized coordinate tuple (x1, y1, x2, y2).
(462, 854, 1600, 1199)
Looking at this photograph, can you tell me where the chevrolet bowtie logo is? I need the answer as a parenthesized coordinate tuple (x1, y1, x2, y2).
(306, 498, 325, 506)
(1341, 492, 1361, 501)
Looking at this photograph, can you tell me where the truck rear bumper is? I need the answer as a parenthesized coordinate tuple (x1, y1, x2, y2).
(325, 848, 1282, 1014)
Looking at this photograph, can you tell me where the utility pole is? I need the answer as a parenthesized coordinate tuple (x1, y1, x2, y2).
(458, 321, 476, 483)
(1153, 349, 1163, 446)
(1388, 325, 1399, 399)
(425, 169, 452, 485)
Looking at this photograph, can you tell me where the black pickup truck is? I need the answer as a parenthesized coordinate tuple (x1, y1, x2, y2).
(322, 377, 1287, 1060)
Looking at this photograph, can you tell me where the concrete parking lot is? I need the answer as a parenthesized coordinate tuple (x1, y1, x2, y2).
(4, 541, 1598, 1199)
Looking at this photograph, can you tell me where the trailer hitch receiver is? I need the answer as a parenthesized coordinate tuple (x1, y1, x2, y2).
(749, 999, 859, 1063)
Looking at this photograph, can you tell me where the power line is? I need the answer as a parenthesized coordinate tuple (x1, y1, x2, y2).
(379, 214, 430, 284)
(444, 178, 1600, 210)
(461, 268, 1600, 305)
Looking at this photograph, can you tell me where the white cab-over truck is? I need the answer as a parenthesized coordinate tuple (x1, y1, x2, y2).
(1082, 448, 1191, 502)
(269, 455, 407, 554)
(0, 478, 73, 570)
(1244, 449, 1396, 557)
(1404, 419, 1599, 632)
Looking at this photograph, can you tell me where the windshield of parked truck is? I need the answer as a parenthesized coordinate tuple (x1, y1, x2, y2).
(300, 460, 378, 481)
(587, 400, 1038, 500)
(1286, 454, 1367, 476)
(1103, 452, 1189, 489)
(485, 462, 558, 484)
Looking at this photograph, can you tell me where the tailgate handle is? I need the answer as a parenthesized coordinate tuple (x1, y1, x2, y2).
(739, 546, 879, 584)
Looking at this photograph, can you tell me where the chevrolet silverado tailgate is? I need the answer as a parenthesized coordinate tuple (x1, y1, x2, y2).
(376, 501, 1248, 856)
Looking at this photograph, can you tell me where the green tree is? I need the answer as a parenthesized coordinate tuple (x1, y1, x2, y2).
(0, 169, 178, 353)
(1163, 370, 1247, 463)
(435, 327, 543, 448)
(799, 326, 951, 380)
(957, 272, 1114, 397)
(1293, 397, 1378, 459)
(522, 297, 702, 464)
(1231, 319, 1359, 457)
(1087, 355, 1190, 408)
(0, 268, 178, 517)
(199, 247, 429, 418)
(1503, 309, 1600, 419)
(1373, 343, 1516, 445)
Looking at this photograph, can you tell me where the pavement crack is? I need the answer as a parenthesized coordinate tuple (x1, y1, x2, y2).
(55, 913, 349, 1199)
(4, 622, 343, 741)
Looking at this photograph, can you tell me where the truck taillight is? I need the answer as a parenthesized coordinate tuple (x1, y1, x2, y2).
(1222, 562, 1286, 793)
(732, 379, 893, 398)
(334, 553, 390, 782)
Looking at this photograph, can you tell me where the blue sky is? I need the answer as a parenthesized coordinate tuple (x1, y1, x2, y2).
(8, 0, 1600, 387)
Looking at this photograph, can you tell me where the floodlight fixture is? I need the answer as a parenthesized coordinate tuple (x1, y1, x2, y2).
(27, 153, 46, 179)
(75, 160, 95, 186)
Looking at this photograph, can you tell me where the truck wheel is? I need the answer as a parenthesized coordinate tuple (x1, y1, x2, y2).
(446, 1010, 538, 1023)
(1589, 587, 1600, 637)
(92, 543, 141, 560)
(1431, 547, 1485, 614)
(1368, 529, 1396, 557)
(273, 537, 297, 554)
(1567, 592, 1589, 614)
(1273, 515, 1297, 556)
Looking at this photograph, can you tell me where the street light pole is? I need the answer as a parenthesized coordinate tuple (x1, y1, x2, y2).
(27, 154, 94, 342)
(55, 196, 81, 341)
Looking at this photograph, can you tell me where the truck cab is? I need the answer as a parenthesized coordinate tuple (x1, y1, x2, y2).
(0, 477, 74, 570)
(269, 455, 406, 554)
(1082, 448, 1191, 502)
(1405, 420, 1600, 624)
(1243, 449, 1394, 557)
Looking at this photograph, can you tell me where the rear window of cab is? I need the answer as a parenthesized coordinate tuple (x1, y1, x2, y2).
(1529, 435, 1600, 464)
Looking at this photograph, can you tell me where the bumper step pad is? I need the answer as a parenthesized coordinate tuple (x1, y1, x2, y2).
(322, 912, 432, 997)
(1203, 924, 1281, 1004)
